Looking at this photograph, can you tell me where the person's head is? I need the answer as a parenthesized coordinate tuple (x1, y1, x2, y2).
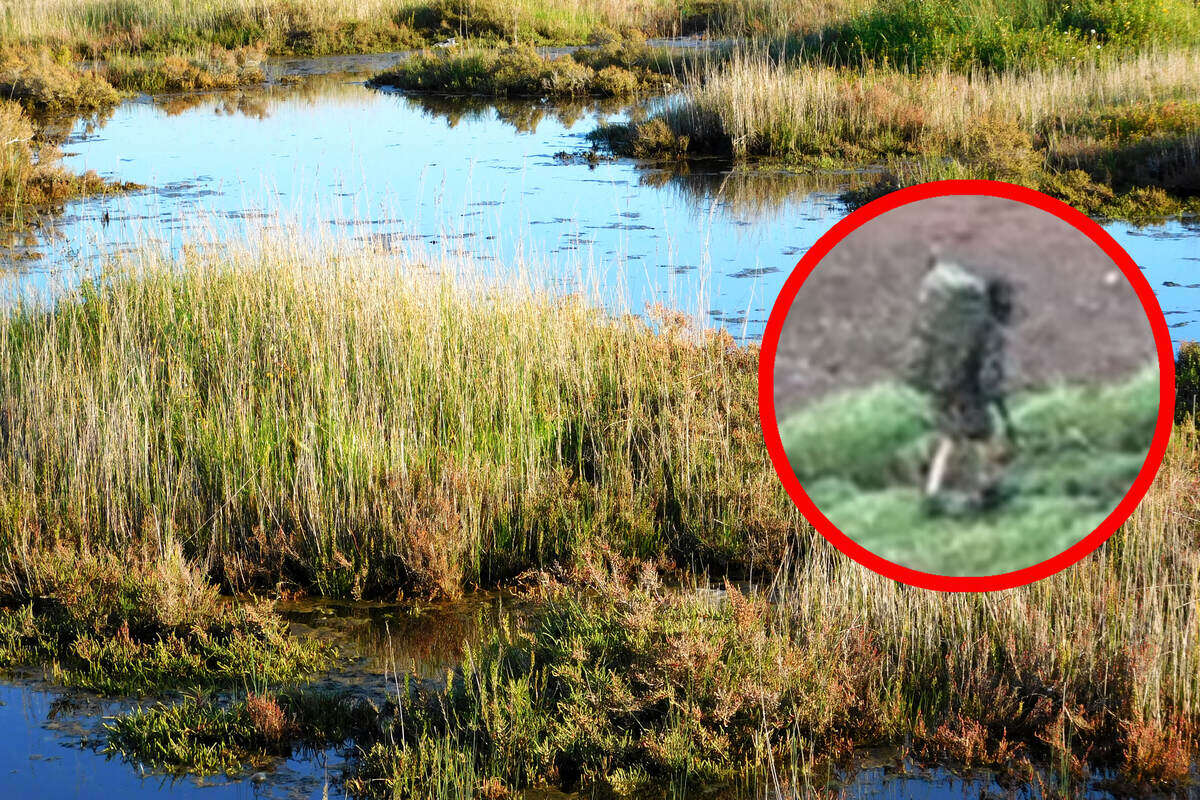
(986, 277, 1017, 324)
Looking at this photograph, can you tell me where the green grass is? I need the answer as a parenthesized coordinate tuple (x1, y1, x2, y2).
(368, 33, 692, 98)
(0, 239, 793, 600)
(106, 688, 376, 774)
(0, 546, 335, 694)
(780, 368, 1159, 576)
(815, 0, 1200, 71)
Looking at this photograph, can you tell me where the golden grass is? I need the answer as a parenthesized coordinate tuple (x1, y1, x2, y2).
(655, 48, 1200, 159)
(0, 235, 788, 599)
(0, 0, 869, 54)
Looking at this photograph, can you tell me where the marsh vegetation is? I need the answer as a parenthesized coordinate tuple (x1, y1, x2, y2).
(368, 32, 693, 98)
(0, 236, 1194, 798)
(0, 0, 1195, 797)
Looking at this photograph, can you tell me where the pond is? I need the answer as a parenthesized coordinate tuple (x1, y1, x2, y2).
(6, 54, 1187, 344)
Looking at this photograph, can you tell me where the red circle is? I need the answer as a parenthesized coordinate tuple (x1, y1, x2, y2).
(758, 180, 1175, 592)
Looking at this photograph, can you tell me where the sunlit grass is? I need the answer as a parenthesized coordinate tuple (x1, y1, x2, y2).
(595, 47, 1200, 220)
(0, 236, 790, 599)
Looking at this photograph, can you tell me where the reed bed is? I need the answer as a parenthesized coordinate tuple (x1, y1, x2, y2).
(0, 237, 791, 599)
(0, 0, 857, 54)
(594, 47, 1200, 218)
(630, 48, 1200, 160)
(109, 430, 1200, 794)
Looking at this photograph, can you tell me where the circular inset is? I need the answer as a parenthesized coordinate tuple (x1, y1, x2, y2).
(759, 180, 1174, 592)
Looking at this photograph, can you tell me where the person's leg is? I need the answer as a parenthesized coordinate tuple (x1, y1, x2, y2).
(926, 435, 955, 496)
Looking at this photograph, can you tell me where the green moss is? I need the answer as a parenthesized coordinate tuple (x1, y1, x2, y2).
(0, 547, 335, 694)
(369, 35, 682, 98)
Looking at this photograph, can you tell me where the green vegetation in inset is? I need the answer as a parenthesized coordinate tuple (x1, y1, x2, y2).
(779, 368, 1158, 575)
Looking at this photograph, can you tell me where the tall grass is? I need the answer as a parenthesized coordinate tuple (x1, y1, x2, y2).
(0, 0, 863, 54)
(0, 237, 793, 599)
(817, 0, 1200, 70)
(635, 48, 1200, 160)
(595, 47, 1200, 218)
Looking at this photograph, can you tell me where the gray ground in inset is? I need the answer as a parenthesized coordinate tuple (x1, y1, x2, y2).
(773, 195, 1159, 415)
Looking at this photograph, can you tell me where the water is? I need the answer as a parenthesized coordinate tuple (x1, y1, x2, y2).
(0, 676, 341, 799)
(0, 595, 1121, 800)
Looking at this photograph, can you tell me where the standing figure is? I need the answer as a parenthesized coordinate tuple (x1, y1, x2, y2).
(905, 254, 1017, 508)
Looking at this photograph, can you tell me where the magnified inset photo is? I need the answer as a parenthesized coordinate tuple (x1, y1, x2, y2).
(760, 182, 1173, 588)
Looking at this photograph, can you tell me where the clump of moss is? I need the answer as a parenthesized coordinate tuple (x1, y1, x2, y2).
(0, 545, 335, 694)
(106, 689, 377, 775)
(0, 47, 119, 113)
(369, 34, 680, 98)
(101, 46, 268, 94)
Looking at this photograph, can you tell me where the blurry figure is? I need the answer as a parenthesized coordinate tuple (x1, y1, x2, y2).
(905, 253, 1018, 510)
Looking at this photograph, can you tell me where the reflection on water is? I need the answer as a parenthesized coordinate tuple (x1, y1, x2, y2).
(23, 72, 847, 339)
(0, 679, 339, 799)
(0, 65, 1188, 343)
(277, 590, 534, 684)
